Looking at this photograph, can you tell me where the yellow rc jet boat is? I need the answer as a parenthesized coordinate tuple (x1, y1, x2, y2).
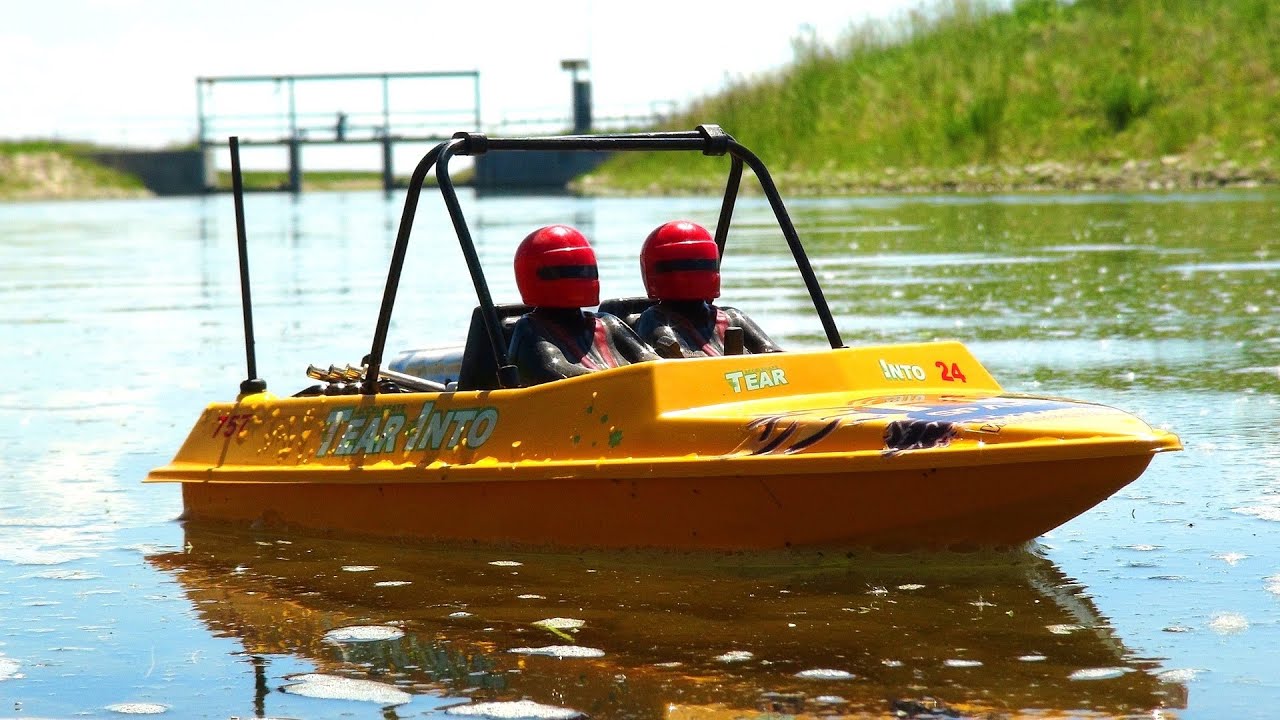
(147, 126, 1181, 551)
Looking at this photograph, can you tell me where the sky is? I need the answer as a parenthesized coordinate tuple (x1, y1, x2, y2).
(2, 0, 923, 149)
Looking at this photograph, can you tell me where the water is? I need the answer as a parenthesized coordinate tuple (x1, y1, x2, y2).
(1, 186, 1277, 718)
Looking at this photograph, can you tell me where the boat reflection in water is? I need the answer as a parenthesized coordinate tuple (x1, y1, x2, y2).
(149, 526, 1187, 719)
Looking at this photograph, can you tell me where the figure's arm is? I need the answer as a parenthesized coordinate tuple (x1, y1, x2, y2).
(724, 307, 783, 354)
(631, 311, 685, 359)
(508, 319, 593, 385)
(601, 314, 662, 363)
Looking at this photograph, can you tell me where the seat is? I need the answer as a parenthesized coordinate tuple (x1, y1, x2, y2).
(456, 303, 531, 391)
(596, 296, 657, 330)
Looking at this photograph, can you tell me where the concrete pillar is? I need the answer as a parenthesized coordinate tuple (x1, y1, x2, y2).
(573, 80, 592, 134)
(287, 139, 301, 194)
(381, 135, 395, 196)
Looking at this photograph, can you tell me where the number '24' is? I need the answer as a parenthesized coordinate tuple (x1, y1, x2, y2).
(936, 361, 967, 383)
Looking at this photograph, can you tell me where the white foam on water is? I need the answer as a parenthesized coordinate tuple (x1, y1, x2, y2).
(881, 659, 903, 667)
(341, 565, 378, 572)
(323, 625, 405, 643)
(489, 560, 523, 567)
(445, 699, 583, 719)
(0, 545, 93, 565)
(1018, 655, 1047, 662)
(104, 702, 169, 714)
(1159, 668, 1201, 683)
(29, 569, 101, 581)
(1265, 575, 1280, 597)
(0, 657, 22, 680)
(795, 668, 855, 680)
(1069, 667, 1132, 681)
(518, 594, 546, 599)
(1209, 612, 1249, 634)
(1047, 624, 1083, 635)
(814, 695, 847, 704)
(943, 659, 983, 668)
(508, 645, 604, 658)
(449, 611, 473, 618)
(897, 584, 925, 590)
(282, 673, 411, 705)
(375, 580, 412, 587)
(1213, 552, 1248, 566)
(714, 650, 753, 663)
(1232, 505, 1280, 522)
(533, 617, 584, 630)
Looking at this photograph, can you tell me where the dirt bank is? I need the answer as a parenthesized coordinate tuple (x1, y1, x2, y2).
(0, 152, 151, 201)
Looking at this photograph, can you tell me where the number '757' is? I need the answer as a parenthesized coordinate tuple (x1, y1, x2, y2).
(212, 413, 252, 438)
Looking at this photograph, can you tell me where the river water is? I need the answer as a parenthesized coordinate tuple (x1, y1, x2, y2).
(0, 185, 1277, 718)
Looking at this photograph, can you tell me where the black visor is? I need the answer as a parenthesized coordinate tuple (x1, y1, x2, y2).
(537, 264, 599, 280)
(654, 258, 718, 273)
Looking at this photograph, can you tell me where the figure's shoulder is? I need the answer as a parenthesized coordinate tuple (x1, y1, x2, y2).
(594, 311, 627, 328)
(508, 312, 538, 334)
(631, 305, 667, 333)
(595, 311, 645, 338)
(715, 304, 745, 320)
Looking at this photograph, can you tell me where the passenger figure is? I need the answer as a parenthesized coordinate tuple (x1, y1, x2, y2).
(507, 225, 660, 385)
(633, 220, 782, 358)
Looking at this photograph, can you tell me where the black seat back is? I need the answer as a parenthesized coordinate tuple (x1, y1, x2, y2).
(456, 303, 531, 391)
(597, 296, 657, 330)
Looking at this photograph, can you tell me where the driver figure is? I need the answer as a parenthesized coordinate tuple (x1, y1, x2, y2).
(633, 220, 781, 358)
(507, 225, 659, 385)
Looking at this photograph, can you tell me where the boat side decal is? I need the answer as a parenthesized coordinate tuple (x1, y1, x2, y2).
(316, 403, 499, 458)
(879, 359, 926, 381)
(211, 412, 253, 438)
(878, 359, 971, 383)
(735, 395, 1105, 456)
(724, 367, 788, 393)
(883, 419, 958, 455)
(743, 417, 841, 456)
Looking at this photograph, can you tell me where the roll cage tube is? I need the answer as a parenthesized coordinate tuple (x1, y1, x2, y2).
(362, 124, 844, 395)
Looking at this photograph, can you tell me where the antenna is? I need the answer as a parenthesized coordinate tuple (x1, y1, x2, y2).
(230, 136, 267, 395)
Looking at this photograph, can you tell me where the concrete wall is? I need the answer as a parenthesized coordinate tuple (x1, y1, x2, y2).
(87, 147, 605, 196)
(90, 149, 206, 196)
(472, 150, 611, 192)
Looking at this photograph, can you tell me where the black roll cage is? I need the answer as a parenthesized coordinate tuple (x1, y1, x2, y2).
(360, 124, 845, 394)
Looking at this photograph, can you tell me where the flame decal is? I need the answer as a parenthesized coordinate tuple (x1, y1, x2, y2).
(882, 419, 957, 456)
(783, 419, 841, 454)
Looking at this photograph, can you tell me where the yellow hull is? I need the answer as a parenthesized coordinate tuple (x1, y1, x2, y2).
(148, 341, 1180, 549)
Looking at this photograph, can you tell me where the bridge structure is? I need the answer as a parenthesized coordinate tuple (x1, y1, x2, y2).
(196, 70, 484, 193)
(191, 67, 656, 194)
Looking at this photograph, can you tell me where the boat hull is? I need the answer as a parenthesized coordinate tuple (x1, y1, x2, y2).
(179, 453, 1153, 550)
(153, 342, 1179, 550)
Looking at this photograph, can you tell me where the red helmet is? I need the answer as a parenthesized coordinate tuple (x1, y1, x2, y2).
(514, 225, 600, 308)
(641, 221, 720, 301)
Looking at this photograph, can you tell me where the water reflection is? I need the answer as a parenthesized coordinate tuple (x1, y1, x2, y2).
(149, 526, 1186, 718)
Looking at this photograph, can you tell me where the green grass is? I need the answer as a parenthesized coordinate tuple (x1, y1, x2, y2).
(588, 0, 1280, 192)
(0, 140, 147, 195)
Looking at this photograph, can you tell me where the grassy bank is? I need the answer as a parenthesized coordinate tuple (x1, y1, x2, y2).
(583, 0, 1280, 194)
(0, 141, 149, 200)
(7, 0, 1278, 199)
